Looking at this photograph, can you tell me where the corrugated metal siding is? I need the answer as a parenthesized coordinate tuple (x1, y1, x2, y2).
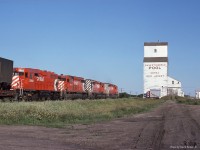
(0, 57, 13, 84)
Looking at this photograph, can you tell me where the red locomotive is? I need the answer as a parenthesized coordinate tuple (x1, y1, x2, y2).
(58, 75, 87, 99)
(12, 68, 60, 100)
(84, 79, 106, 99)
(106, 83, 119, 98)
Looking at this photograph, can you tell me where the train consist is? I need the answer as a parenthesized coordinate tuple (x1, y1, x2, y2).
(0, 57, 118, 101)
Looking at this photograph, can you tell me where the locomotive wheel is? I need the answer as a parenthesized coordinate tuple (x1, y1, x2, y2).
(32, 93, 39, 101)
(22, 95, 28, 102)
(46, 96, 51, 101)
(41, 97, 46, 101)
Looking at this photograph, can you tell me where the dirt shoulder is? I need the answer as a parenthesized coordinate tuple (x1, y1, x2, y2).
(0, 101, 199, 150)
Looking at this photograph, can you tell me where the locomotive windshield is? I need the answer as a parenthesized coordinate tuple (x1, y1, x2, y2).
(13, 72, 24, 76)
(58, 77, 66, 81)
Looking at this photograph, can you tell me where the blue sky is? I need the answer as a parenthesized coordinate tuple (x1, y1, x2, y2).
(0, 0, 200, 96)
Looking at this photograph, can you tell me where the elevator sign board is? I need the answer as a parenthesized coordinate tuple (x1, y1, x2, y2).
(144, 63, 167, 78)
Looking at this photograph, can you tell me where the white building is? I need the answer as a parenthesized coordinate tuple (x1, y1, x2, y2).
(196, 91, 200, 99)
(143, 42, 184, 98)
(167, 77, 184, 96)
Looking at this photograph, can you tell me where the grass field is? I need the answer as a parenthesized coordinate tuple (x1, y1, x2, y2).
(177, 99, 200, 105)
(0, 98, 165, 127)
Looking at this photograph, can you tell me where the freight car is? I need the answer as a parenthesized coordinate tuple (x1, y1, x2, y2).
(0, 57, 15, 99)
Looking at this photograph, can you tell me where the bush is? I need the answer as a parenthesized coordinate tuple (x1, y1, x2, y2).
(119, 92, 130, 98)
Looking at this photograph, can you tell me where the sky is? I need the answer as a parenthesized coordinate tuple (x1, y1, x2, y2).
(0, 0, 200, 96)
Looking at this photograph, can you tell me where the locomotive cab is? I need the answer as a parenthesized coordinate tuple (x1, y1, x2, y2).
(12, 68, 26, 90)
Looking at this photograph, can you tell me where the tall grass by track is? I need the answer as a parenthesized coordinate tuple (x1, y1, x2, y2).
(176, 99, 200, 105)
(0, 98, 165, 127)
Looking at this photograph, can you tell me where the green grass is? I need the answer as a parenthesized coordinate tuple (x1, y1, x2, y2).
(176, 99, 200, 105)
(0, 98, 165, 127)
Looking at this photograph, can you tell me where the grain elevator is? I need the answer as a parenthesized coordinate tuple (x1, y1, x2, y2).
(143, 42, 184, 98)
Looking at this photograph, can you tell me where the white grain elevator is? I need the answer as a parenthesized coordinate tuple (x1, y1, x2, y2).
(143, 42, 184, 98)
